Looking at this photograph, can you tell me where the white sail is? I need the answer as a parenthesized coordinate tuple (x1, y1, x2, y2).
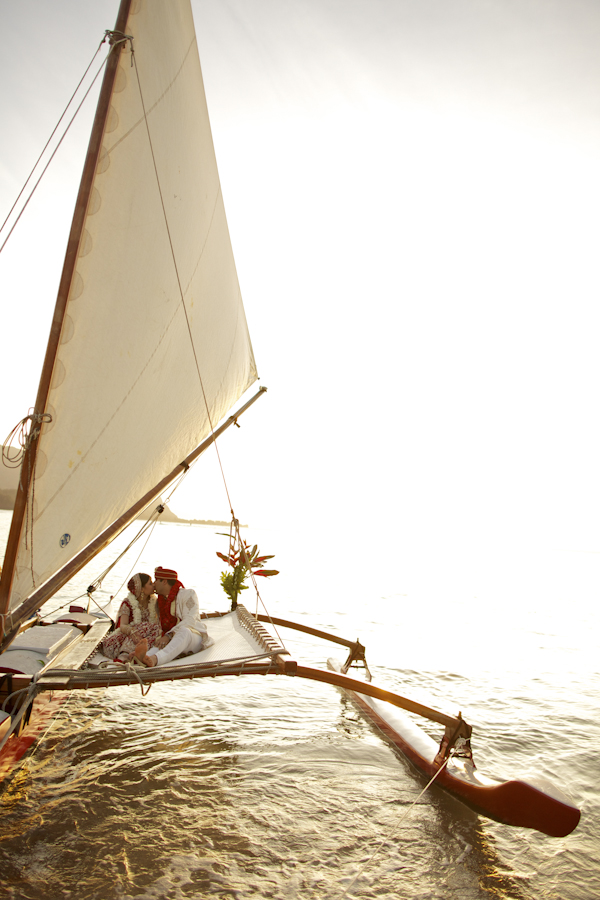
(8, 0, 257, 611)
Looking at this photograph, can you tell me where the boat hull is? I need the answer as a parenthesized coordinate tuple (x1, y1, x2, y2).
(0, 615, 112, 787)
(0, 692, 67, 785)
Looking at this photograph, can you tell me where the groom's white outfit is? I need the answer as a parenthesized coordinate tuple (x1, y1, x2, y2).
(151, 584, 212, 666)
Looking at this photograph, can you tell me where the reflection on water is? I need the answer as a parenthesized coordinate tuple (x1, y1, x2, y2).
(0, 681, 525, 900)
(0, 512, 598, 899)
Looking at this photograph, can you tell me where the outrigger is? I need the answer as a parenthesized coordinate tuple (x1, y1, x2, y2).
(0, 602, 580, 838)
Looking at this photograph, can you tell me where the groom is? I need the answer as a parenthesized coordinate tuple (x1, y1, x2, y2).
(154, 565, 181, 636)
(132, 565, 211, 667)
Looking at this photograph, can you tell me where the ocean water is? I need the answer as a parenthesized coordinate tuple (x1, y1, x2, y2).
(0, 508, 598, 900)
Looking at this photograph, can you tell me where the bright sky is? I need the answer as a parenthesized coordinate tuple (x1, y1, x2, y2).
(2, 0, 600, 585)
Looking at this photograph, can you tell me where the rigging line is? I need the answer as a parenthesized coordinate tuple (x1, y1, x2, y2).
(131, 51, 236, 517)
(15, 475, 163, 618)
(228, 520, 286, 650)
(86, 591, 115, 619)
(0, 50, 111, 258)
(109, 468, 193, 588)
(104, 511, 164, 609)
(45, 591, 103, 619)
(0, 39, 107, 242)
(90, 508, 164, 591)
(163, 466, 193, 505)
(339, 755, 452, 900)
(233, 520, 285, 644)
(19, 691, 75, 765)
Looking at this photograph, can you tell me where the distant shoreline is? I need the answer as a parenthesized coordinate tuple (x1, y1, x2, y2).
(136, 504, 245, 527)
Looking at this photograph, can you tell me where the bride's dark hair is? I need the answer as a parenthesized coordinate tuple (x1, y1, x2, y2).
(138, 573, 151, 587)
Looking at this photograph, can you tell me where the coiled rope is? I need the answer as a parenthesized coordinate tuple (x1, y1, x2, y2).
(2, 411, 53, 587)
(115, 661, 152, 697)
(2, 412, 53, 470)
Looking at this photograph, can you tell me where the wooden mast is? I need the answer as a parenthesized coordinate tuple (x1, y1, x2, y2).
(0, 0, 133, 622)
(0, 386, 266, 654)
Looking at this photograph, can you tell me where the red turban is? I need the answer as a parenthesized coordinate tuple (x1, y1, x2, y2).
(154, 566, 178, 580)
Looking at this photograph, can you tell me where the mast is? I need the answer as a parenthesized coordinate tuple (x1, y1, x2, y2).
(0, 0, 133, 620)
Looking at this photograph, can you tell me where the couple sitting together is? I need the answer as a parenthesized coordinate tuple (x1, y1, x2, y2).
(101, 566, 211, 667)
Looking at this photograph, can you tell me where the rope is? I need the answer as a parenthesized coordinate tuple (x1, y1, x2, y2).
(44, 589, 105, 620)
(1, 685, 31, 714)
(45, 653, 280, 689)
(106, 467, 191, 600)
(0, 30, 134, 256)
(116, 661, 153, 696)
(0, 45, 110, 258)
(339, 755, 453, 899)
(89, 506, 164, 594)
(162, 466, 191, 506)
(0, 689, 79, 784)
(0, 39, 107, 245)
(220, 519, 286, 650)
(2, 412, 52, 469)
(31, 503, 165, 627)
(3, 411, 54, 587)
(24, 691, 75, 762)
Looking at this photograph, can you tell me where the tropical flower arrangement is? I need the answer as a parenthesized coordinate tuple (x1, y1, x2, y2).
(217, 540, 279, 609)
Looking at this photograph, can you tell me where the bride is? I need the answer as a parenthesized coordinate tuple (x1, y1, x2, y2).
(101, 573, 161, 662)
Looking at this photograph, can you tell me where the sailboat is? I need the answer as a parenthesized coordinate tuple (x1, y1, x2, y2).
(0, 0, 580, 839)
